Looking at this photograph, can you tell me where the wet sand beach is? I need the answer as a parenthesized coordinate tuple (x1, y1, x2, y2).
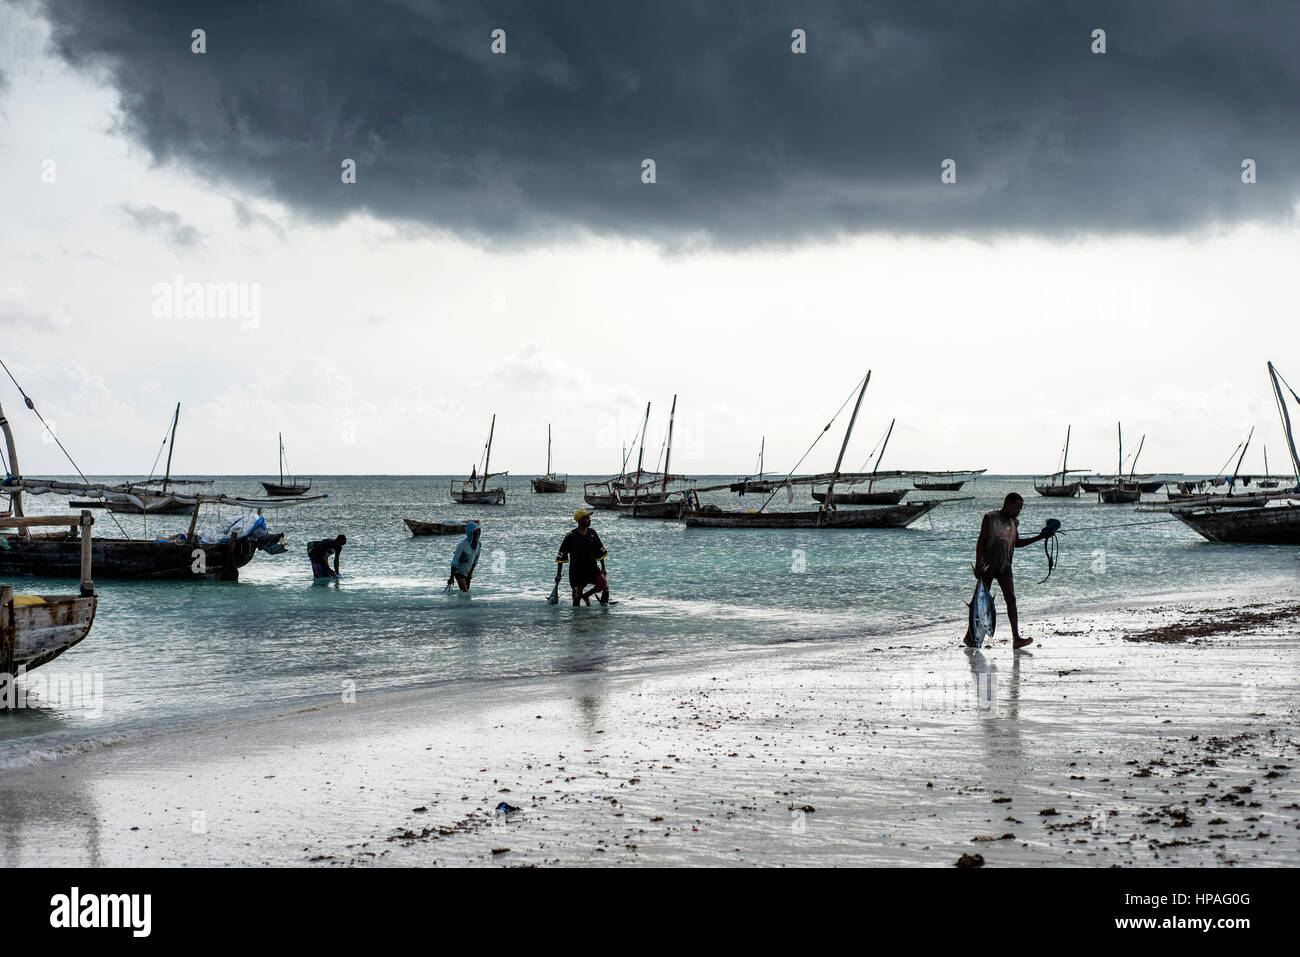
(2, 585, 1297, 867)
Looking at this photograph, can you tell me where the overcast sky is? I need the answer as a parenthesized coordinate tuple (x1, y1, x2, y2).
(2, 0, 1298, 477)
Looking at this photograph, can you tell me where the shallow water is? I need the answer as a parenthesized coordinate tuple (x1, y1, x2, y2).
(2, 474, 1295, 765)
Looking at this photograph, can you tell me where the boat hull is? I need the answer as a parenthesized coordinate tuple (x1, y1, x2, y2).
(451, 488, 505, 505)
(0, 535, 256, 581)
(1034, 483, 1080, 498)
(531, 476, 567, 493)
(616, 498, 688, 518)
(261, 482, 312, 497)
(9, 594, 98, 671)
(1099, 487, 1142, 503)
(684, 502, 939, 529)
(913, 481, 964, 491)
(811, 489, 909, 505)
(1171, 504, 1300, 544)
(404, 519, 467, 536)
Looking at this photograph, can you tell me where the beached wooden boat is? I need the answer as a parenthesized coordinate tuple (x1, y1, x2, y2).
(261, 433, 312, 496)
(452, 415, 507, 505)
(2, 515, 97, 683)
(403, 519, 467, 536)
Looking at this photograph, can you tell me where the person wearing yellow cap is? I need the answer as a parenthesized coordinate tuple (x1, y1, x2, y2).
(554, 508, 609, 605)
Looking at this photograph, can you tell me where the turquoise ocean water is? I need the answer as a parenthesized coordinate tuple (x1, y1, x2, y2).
(2, 474, 1295, 765)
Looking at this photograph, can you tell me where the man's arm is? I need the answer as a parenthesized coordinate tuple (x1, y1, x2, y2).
(555, 535, 569, 582)
(974, 515, 989, 575)
(333, 546, 341, 575)
(1014, 531, 1046, 548)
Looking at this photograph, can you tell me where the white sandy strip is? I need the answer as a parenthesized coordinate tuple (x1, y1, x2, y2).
(1, 587, 1297, 867)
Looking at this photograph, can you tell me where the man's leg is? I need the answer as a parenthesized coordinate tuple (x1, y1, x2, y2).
(454, 573, 470, 592)
(995, 571, 1026, 645)
(570, 583, 583, 606)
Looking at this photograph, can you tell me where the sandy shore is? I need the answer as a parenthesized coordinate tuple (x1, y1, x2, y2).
(2, 585, 1297, 867)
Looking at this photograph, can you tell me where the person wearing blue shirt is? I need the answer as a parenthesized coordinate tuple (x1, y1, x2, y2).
(447, 521, 481, 592)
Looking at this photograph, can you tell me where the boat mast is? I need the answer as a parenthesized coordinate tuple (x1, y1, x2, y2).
(633, 402, 651, 487)
(1129, 434, 1145, 479)
(1264, 445, 1270, 480)
(661, 395, 677, 494)
(869, 418, 895, 491)
(547, 423, 552, 476)
(279, 432, 285, 484)
(1229, 426, 1254, 490)
(822, 371, 872, 520)
(758, 436, 765, 482)
(1116, 422, 1123, 484)
(1061, 425, 1071, 485)
(162, 402, 180, 494)
(1269, 362, 1300, 482)
(482, 414, 495, 490)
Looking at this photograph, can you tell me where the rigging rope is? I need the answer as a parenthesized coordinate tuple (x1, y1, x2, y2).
(0, 357, 133, 538)
(757, 375, 866, 512)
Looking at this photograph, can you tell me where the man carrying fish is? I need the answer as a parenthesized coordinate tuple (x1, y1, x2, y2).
(964, 493, 1054, 649)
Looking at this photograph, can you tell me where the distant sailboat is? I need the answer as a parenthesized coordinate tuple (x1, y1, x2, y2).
(531, 424, 567, 493)
(452, 415, 507, 505)
(262, 432, 313, 497)
(1034, 425, 1083, 497)
(1098, 424, 1142, 503)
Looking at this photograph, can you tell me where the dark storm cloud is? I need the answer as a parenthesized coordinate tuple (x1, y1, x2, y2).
(33, 0, 1300, 245)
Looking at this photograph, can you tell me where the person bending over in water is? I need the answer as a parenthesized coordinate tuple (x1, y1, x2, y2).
(555, 509, 609, 606)
(309, 534, 346, 579)
(447, 521, 481, 592)
(965, 493, 1051, 649)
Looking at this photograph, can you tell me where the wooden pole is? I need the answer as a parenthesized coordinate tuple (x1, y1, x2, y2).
(547, 424, 552, 476)
(162, 402, 180, 494)
(822, 371, 872, 520)
(79, 509, 94, 597)
(279, 432, 285, 484)
(0, 401, 29, 538)
(661, 395, 677, 494)
(187, 500, 202, 543)
(1062, 424, 1071, 484)
(1230, 426, 1254, 490)
(1269, 362, 1300, 482)
(1, 584, 13, 712)
(869, 418, 895, 491)
(483, 415, 495, 491)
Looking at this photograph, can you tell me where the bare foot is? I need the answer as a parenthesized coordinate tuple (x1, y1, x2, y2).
(1013, 636, 1033, 649)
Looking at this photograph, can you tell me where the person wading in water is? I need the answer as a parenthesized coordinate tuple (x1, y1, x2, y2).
(554, 509, 609, 606)
(964, 492, 1050, 649)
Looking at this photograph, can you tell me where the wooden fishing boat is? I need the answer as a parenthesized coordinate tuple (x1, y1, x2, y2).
(617, 395, 696, 520)
(1165, 491, 1278, 508)
(452, 415, 507, 505)
(1, 390, 302, 582)
(262, 433, 313, 496)
(686, 500, 940, 529)
(811, 488, 908, 505)
(733, 438, 779, 495)
(812, 417, 910, 505)
(1096, 424, 1144, 503)
(531, 425, 567, 493)
(1258, 447, 1280, 488)
(1035, 426, 1084, 497)
(2, 514, 97, 683)
(88, 403, 212, 513)
(403, 519, 468, 536)
(913, 476, 966, 491)
(1165, 362, 1300, 544)
(1169, 501, 1300, 544)
(685, 373, 949, 530)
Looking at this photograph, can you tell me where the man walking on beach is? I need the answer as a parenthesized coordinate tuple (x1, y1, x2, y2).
(965, 493, 1051, 649)
(447, 521, 481, 592)
(555, 509, 609, 605)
